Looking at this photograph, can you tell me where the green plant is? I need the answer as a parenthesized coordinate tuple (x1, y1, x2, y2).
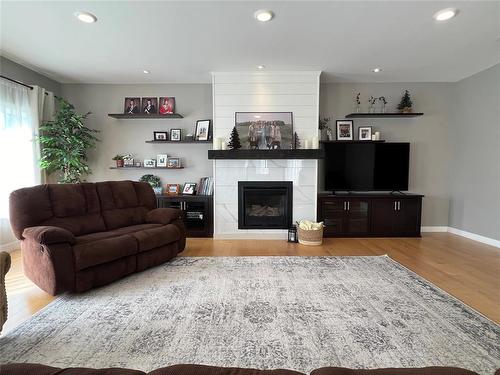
(139, 174, 161, 188)
(39, 97, 99, 183)
(318, 117, 331, 131)
(112, 155, 124, 161)
(397, 90, 413, 111)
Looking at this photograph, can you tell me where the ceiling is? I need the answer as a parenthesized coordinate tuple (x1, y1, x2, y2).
(1, 1, 499, 84)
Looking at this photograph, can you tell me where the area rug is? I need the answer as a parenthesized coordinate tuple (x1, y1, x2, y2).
(0, 256, 498, 374)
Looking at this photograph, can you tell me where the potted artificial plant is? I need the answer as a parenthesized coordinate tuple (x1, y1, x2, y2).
(112, 155, 124, 168)
(140, 174, 162, 195)
(39, 97, 99, 183)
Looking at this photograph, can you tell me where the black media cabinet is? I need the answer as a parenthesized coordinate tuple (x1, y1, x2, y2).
(317, 193, 423, 237)
(157, 195, 213, 237)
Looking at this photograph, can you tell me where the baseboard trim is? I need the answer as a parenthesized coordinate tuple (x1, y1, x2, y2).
(0, 240, 20, 253)
(421, 226, 448, 233)
(447, 227, 500, 249)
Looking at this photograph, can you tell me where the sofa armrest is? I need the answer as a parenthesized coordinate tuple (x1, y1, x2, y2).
(146, 208, 182, 225)
(22, 226, 76, 245)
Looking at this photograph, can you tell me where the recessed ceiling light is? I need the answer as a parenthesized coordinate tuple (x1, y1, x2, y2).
(75, 11, 97, 23)
(372, 68, 382, 73)
(143, 70, 150, 74)
(257, 65, 265, 70)
(433, 8, 459, 22)
(254, 10, 274, 22)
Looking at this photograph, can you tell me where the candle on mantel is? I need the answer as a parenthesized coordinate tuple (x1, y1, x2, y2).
(214, 138, 222, 150)
(312, 136, 319, 149)
(221, 141, 227, 150)
(304, 139, 310, 149)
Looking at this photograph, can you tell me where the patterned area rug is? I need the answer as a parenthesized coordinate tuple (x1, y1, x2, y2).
(0, 256, 498, 374)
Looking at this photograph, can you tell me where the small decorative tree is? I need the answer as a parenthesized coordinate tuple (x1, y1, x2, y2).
(293, 132, 301, 149)
(39, 97, 99, 183)
(397, 90, 413, 113)
(227, 126, 241, 150)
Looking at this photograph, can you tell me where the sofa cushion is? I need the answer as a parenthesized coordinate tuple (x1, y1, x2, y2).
(132, 224, 181, 252)
(310, 368, 480, 375)
(0, 363, 145, 375)
(73, 235, 137, 271)
(75, 224, 163, 244)
(149, 364, 305, 375)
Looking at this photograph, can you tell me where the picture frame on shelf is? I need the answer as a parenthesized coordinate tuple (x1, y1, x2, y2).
(170, 129, 182, 141)
(235, 112, 293, 150)
(336, 120, 353, 141)
(123, 155, 134, 167)
(144, 159, 156, 168)
(167, 157, 181, 169)
(156, 154, 168, 168)
(153, 131, 168, 141)
(358, 126, 372, 141)
(195, 119, 211, 141)
(166, 184, 180, 196)
(141, 97, 158, 115)
(182, 182, 197, 195)
(159, 97, 175, 114)
(124, 97, 140, 115)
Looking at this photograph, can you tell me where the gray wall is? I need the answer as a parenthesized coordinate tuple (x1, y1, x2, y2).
(61, 84, 213, 186)
(319, 83, 453, 227)
(448, 64, 500, 240)
(0, 56, 62, 95)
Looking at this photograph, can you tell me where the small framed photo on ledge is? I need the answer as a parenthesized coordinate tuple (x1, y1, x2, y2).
(156, 154, 168, 168)
(159, 97, 175, 114)
(195, 119, 211, 141)
(336, 120, 353, 141)
(124, 97, 140, 115)
(166, 184, 180, 196)
(182, 182, 197, 195)
(167, 157, 181, 169)
(358, 126, 372, 141)
(170, 129, 182, 141)
(143, 159, 156, 168)
(141, 97, 158, 115)
(153, 131, 168, 141)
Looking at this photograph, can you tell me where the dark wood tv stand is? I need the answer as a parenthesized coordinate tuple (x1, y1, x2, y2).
(317, 192, 423, 237)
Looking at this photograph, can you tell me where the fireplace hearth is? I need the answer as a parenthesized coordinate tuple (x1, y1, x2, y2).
(238, 181, 293, 229)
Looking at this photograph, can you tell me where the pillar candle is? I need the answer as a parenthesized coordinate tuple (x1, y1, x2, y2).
(304, 139, 310, 149)
(221, 141, 227, 150)
(312, 136, 319, 149)
(214, 138, 222, 150)
(375, 131, 381, 140)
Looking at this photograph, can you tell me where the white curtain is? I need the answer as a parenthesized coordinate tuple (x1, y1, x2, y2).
(0, 79, 54, 247)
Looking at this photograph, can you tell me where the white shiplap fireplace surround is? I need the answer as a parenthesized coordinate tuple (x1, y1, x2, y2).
(212, 71, 321, 239)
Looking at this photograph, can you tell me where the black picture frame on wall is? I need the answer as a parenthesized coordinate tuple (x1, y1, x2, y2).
(358, 126, 372, 141)
(235, 112, 293, 150)
(336, 120, 353, 141)
(195, 119, 211, 141)
(170, 129, 182, 141)
(153, 131, 168, 141)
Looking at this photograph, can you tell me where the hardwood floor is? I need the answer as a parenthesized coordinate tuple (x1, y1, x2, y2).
(3, 233, 499, 335)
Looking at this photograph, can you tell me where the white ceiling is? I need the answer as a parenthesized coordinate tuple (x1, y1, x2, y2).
(1, 1, 499, 84)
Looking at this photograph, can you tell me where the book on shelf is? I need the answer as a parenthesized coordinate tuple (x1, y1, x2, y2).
(196, 176, 214, 196)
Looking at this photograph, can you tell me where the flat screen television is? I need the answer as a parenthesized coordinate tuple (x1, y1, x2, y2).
(324, 142, 410, 192)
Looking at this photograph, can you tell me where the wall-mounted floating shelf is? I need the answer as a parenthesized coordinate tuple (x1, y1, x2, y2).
(345, 113, 423, 118)
(109, 167, 184, 170)
(320, 140, 386, 144)
(108, 113, 184, 119)
(145, 140, 211, 144)
(208, 149, 324, 160)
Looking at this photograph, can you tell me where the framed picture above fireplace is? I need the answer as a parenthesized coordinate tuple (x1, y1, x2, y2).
(235, 112, 293, 150)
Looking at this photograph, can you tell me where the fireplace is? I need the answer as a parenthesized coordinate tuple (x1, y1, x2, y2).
(238, 181, 293, 229)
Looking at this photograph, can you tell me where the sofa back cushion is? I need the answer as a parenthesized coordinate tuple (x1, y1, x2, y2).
(9, 181, 156, 239)
(9, 183, 106, 239)
(96, 181, 156, 230)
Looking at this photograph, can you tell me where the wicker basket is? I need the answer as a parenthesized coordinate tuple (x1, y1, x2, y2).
(297, 225, 324, 246)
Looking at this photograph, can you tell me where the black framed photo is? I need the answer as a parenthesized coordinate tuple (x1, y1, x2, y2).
(336, 120, 353, 141)
(235, 112, 293, 150)
(182, 182, 197, 195)
(170, 129, 182, 141)
(195, 119, 211, 141)
(159, 97, 176, 114)
(124, 97, 140, 114)
(153, 131, 168, 141)
(141, 97, 158, 115)
(167, 157, 181, 169)
(358, 126, 372, 141)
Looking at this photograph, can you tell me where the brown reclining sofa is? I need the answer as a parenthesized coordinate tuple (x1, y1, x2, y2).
(9, 180, 186, 295)
(0, 363, 482, 375)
